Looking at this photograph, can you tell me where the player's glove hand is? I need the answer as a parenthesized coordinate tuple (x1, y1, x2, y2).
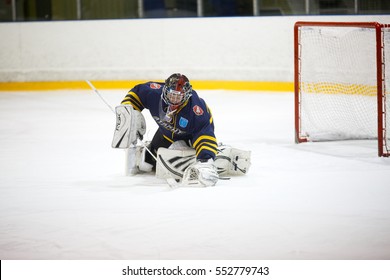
(183, 158, 219, 187)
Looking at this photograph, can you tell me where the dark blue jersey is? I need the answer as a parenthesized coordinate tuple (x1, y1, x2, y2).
(121, 82, 218, 160)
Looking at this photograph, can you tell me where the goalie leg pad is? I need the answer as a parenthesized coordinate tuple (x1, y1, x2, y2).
(156, 147, 196, 180)
(155, 143, 251, 179)
(125, 143, 153, 176)
(112, 105, 146, 149)
(215, 145, 251, 176)
(125, 146, 139, 175)
(137, 144, 153, 173)
(168, 140, 192, 150)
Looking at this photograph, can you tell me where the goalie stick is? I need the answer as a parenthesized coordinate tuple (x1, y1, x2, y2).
(85, 80, 115, 114)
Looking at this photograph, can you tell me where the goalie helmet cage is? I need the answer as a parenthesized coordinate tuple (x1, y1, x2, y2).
(294, 21, 390, 157)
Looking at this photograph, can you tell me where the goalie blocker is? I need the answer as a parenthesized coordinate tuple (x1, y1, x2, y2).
(112, 105, 146, 149)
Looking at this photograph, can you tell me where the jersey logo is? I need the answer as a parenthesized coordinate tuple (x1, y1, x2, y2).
(193, 105, 204, 116)
(179, 117, 189, 128)
(150, 83, 161, 89)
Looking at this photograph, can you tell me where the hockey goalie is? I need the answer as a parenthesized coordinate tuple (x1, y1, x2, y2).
(112, 73, 251, 187)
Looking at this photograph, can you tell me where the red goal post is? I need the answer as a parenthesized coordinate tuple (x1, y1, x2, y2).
(294, 21, 390, 157)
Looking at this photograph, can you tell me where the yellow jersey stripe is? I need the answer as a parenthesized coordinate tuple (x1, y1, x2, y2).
(207, 106, 213, 124)
(176, 99, 190, 114)
(195, 142, 218, 153)
(121, 91, 145, 111)
(121, 100, 141, 111)
(128, 91, 144, 107)
(196, 146, 218, 157)
(193, 135, 217, 149)
(163, 134, 174, 143)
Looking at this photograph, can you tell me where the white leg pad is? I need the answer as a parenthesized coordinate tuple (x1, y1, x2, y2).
(137, 145, 153, 173)
(125, 143, 153, 176)
(215, 145, 251, 176)
(155, 144, 251, 179)
(156, 147, 196, 180)
(125, 146, 139, 175)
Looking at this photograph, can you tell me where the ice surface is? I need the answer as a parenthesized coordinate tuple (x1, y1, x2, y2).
(0, 90, 389, 260)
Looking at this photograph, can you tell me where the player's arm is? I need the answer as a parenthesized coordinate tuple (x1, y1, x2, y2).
(182, 106, 219, 186)
(120, 85, 146, 112)
(192, 106, 218, 161)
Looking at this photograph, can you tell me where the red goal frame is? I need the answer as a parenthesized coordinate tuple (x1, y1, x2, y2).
(294, 21, 390, 157)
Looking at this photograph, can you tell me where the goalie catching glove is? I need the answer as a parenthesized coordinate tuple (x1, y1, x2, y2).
(182, 158, 219, 187)
(112, 105, 146, 148)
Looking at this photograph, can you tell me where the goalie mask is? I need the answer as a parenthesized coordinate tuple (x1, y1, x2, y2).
(162, 73, 192, 111)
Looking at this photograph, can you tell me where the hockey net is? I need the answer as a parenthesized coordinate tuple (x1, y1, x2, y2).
(294, 21, 390, 157)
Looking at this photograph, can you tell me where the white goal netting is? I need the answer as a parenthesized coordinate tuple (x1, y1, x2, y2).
(296, 23, 390, 156)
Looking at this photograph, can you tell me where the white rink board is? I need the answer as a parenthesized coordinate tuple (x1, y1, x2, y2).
(0, 15, 390, 82)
